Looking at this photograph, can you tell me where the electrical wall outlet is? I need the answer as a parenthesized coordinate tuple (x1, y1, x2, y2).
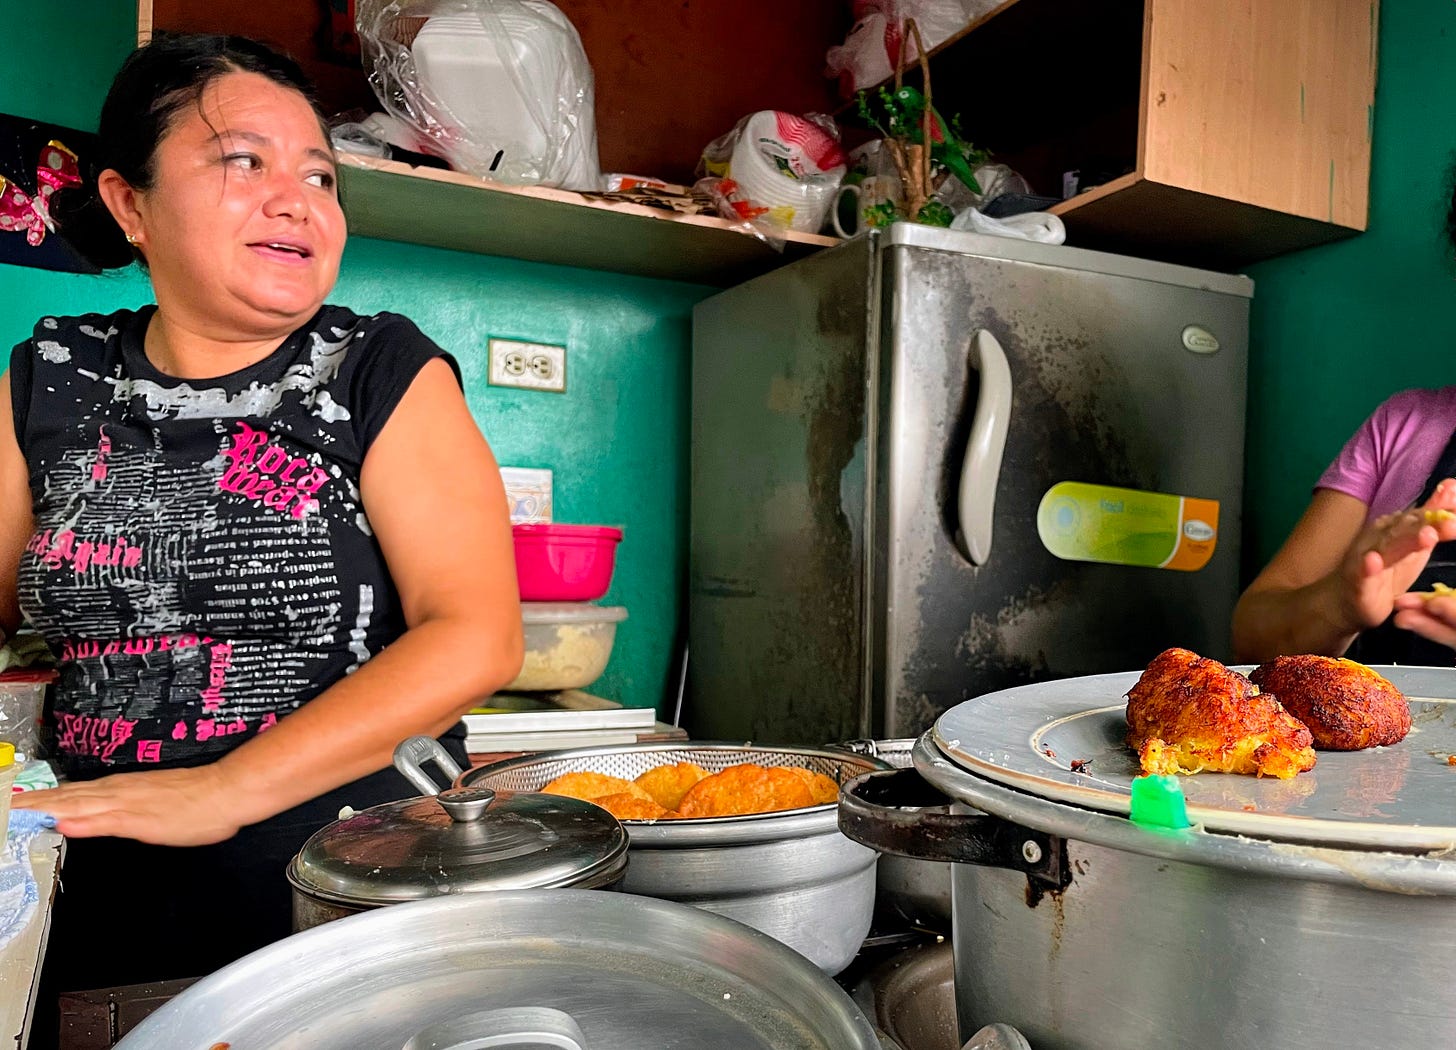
(488, 338, 567, 393)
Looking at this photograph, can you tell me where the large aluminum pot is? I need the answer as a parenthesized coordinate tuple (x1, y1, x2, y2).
(113, 890, 884, 1049)
(462, 741, 889, 974)
(831, 738, 952, 929)
(842, 737, 1456, 1050)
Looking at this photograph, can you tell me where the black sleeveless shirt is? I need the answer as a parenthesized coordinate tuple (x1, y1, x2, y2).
(9, 305, 457, 777)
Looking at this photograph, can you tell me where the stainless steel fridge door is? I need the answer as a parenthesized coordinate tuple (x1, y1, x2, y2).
(878, 226, 1252, 737)
(690, 239, 878, 743)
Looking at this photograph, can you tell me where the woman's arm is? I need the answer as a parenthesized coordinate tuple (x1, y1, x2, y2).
(1232, 484, 1456, 662)
(16, 359, 525, 843)
(0, 371, 32, 644)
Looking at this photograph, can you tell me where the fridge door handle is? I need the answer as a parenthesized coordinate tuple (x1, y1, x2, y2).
(955, 329, 1012, 566)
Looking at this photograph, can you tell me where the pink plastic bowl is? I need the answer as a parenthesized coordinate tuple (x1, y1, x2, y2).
(513, 523, 624, 602)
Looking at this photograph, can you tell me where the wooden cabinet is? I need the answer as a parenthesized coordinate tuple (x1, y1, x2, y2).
(876, 0, 1378, 269)
(138, 0, 1377, 274)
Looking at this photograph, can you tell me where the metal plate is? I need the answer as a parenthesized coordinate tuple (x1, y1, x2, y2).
(933, 665, 1456, 850)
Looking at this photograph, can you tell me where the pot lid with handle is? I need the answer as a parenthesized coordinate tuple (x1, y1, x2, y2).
(930, 664, 1456, 852)
(113, 890, 884, 1050)
(289, 737, 629, 906)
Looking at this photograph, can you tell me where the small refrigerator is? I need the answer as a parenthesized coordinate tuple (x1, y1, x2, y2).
(688, 224, 1252, 743)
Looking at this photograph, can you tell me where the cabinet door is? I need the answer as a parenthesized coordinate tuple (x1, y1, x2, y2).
(1141, 0, 1377, 230)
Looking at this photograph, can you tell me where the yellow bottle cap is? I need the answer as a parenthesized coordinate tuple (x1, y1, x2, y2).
(0, 743, 14, 768)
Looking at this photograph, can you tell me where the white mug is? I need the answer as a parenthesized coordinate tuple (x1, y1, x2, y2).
(832, 174, 904, 238)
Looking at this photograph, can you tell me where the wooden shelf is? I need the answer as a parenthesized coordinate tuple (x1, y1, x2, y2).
(1049, 175, 1359, 271)
(337, 155, 836, 286)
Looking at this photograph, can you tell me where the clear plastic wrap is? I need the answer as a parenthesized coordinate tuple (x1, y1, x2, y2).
(695, 111, 848, 246)
(356, 0, 603, 190)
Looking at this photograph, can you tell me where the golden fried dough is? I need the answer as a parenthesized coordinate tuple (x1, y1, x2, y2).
(592, 792, 670, 820)
(1249, 655, 1411, 751)
(786, 766, 841, 805)
(676, 763, 815, 818)
(633, 761, 708, 810)
(1126, 647, 1316, 779)
(541, 771, 653, 803)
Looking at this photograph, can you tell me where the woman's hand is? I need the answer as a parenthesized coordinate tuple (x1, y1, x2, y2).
(1392, 591, 1456, 648)
(1335, 484, 1456, 632)
(12, 765, 244, 845)
(1233, 482, 1456, 662)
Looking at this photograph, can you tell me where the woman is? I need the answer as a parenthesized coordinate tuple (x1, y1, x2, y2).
(0, 33, 523, 999)
(1233, 399, 1456, 664)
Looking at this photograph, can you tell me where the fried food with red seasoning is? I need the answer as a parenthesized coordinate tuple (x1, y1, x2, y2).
(786, 766, 842, 805)
(675, 763, 815, 818)
(592, 792, 670, 820)
(633, 761, 708, 810)
(1126, 648, 1316, 779)
(1248, 655, 1411, 751)
(541, 771, 654, 803)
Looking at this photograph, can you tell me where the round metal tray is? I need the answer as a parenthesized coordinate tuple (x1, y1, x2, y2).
(933, 664, 1456, 851)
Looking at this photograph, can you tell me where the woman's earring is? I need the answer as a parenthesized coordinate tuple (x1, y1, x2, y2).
(125, 233, 140, 245)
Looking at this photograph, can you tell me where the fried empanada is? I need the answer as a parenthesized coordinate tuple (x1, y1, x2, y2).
(675, 763, 815, 818)
(1126, 647, 1316, 779)
(541, 771, 653, 803)
(786, 766, 841, 805)
(633, 761, 708, 810)
(1249, 655, 1411, 751)
(592, 792, 670, 820)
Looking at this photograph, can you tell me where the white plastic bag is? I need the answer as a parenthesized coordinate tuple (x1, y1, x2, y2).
(357, 0, 602, 190)
(826, 1, 983, 95)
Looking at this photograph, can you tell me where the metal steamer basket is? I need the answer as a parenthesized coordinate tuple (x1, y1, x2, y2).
(840, 666, 1456, 1050)
(462, 742, 890, 974)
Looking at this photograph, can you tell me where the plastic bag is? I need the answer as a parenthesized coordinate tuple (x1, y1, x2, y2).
(356, 0, 603, 190)
(696, 111, 848, 246)
(826, 1, 988, 96)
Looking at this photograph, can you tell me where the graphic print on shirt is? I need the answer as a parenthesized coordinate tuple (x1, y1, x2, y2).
(12, 308, 428, 775)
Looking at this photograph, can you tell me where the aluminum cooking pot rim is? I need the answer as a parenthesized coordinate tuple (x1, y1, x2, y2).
(461, 741, 891, 846)
(113, 890, 883, 1050)
(910, 734, 1456, 894)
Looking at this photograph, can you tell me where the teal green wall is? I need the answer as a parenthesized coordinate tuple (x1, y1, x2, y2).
(1245, 0, 1456, 576)
(0, 3, 710, 711)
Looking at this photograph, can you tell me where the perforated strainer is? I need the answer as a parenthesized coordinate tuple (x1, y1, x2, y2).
(461, 741, 890, 974)
(462, 742, 888, 839)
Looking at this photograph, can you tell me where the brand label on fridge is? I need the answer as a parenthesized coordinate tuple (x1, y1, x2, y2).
(1036, 482, 1219, 571)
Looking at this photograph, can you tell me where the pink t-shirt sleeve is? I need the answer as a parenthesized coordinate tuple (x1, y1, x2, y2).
(1317, 408, 1386, 504)
(1316, 388, 1456, 519)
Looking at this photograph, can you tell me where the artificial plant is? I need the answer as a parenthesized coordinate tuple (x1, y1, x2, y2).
(853, 19, 989, 227)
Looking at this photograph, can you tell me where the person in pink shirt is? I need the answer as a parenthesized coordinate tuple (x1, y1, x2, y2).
(1234, 387, 1456, 662)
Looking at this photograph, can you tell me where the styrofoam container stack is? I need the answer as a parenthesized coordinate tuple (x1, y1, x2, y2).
(410, 5, 602, 189)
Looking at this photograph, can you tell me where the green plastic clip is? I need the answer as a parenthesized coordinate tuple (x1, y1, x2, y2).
(1129, 774, 1191, 830)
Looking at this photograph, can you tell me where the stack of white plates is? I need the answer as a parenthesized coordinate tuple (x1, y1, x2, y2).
(726, 111, 847, 232)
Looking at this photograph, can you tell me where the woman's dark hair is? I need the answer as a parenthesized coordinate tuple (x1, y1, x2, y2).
(52, 33, 328, 270)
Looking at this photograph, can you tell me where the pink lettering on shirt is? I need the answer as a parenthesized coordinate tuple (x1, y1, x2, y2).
(218, 422, 328, 519)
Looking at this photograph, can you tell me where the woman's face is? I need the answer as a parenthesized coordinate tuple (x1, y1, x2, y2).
(133, 71, 346, 337)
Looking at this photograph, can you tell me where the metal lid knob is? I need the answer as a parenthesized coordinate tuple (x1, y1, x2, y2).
(436, 785, 497, 823)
